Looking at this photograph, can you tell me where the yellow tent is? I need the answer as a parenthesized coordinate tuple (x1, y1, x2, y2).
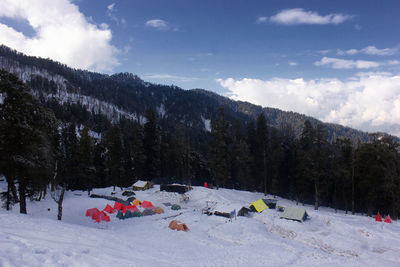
(132, 199, 142, 206)
(250, 199, 269, 213)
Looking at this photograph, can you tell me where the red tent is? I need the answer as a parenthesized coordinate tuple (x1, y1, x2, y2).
(113, 202, 124, 211)
(103, 204, 115, 214)
(123, 205, 139, 213)
(86, 208, 100, 217)
(384, 215, 392, 223)
(92, 211, 110, 223)
(140, 200, 154, 209)
(375, 212, 382, 222)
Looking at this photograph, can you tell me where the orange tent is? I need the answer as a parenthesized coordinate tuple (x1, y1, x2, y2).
(86, 208, 100, 217)
(375, 212, 382, 222)
(132, 199, 141, 206)
(384, 215, 392, 223)
(169, 220, 189, 231)
(154, 207, 164, 214)
(140, 200, 154, 209)
(103, 204, 115, 214)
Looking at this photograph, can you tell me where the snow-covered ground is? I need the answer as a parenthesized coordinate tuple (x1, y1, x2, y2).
(1, 183, 400, 267)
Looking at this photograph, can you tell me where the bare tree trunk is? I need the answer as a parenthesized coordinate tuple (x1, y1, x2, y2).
(314, 179, 319, 210)
(57, 187, 66, 221)
(351, 164, 355, 215)
(18, 181, 27, 214)
(6, 182, 11, 211)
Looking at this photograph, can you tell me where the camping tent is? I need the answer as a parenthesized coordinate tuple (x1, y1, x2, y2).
(280, 207, 309, 222)
(140, 200, 154, 209)
(86, 208, 100, 217)
(249, 199, 269, 213)
(103, 204, 115, 214)
(237, 206, 250, 217)
(132, 180, 153, 191)
(262, 199, 277, 209)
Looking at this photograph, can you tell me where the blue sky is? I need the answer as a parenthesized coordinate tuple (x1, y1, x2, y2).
(0, 0, 399, 136)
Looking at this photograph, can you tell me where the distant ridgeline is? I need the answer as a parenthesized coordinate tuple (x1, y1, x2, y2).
(0, 44, 382, 143)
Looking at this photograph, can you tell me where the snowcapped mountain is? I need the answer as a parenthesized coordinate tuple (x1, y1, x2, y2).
(0, 44, 380, 143)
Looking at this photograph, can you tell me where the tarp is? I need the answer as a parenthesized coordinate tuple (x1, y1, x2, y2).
(142, 209, 155, 216)
(86, 208, 100, 217)
(376, 212, 382, 222)
(280, 207, 309, 222)
(140, 200, 154, 209)
(250, 199, 269, 213)
(103, 204, 115, 214)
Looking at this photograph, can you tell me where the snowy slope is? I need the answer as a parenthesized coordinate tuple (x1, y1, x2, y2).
(1, 184, 400, 267)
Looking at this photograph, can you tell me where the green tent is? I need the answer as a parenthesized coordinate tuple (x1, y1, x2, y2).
(280, 207, 309, 222)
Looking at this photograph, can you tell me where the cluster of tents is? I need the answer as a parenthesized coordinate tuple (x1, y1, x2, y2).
(375, 212, 392, 223)
(236, 198, 309, 223)
(86, 199, 165, 223)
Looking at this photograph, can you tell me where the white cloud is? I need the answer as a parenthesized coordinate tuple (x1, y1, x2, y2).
(270, 8, 351, 25)
(336, 46, 397, 56)
(0, 0, 119, 72)
(107, 3, 115, 11)
(145, 19, 168, 30)
(217, 73, 400, 137)
(144, 74, 198, 83)
(361, 46, 397, 56)
(257, 17, 268, 24)
(314, 57, 398, 69)
(106, 2, 125, 25)
(288, 61, 297, 66)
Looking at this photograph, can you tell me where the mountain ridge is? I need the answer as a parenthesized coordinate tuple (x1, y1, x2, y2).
(0, 44, 395, 143)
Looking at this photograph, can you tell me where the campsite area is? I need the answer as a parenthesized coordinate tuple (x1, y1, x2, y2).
(1, 183, 400, 266)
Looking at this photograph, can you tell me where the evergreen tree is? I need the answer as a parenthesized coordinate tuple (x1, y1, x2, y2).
(103, 125, 123, 189)
(143, 109, 161, 179)
(0, 70, 57, 214)
(210, 107, 229, 188)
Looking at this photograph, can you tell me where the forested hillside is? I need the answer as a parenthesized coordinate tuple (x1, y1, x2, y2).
(1, 45, 399, 219)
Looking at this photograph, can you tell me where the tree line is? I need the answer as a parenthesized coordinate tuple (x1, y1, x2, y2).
(1, 70, 399, 220)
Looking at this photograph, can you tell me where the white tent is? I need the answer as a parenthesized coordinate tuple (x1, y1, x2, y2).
(280, 207, 309, 222)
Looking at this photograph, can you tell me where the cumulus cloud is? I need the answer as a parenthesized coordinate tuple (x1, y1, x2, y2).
(270, 8, 351, 25)
(314, 57, 398, 69)
(0, 0, 119, 72)
(145, 19, 169, 30)
(217, 73, 400, 137)
(337, 46, 397, 56)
